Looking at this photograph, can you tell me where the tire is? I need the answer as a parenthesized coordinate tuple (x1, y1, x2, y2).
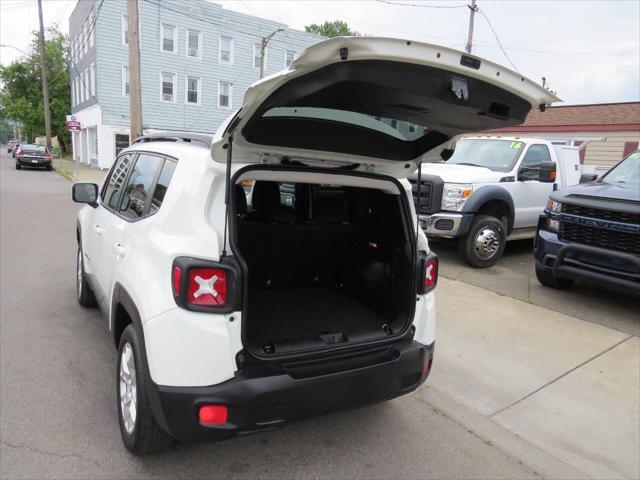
(117, 324, 174, 455)
(535, 264, 573, 290)
(46, 165, 52, 171)
(458, 215, 507, 268)
(15, 163, 21, 170)
(76, 244, 97, 307)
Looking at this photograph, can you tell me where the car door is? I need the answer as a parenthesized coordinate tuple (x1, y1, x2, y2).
(97, 153, 168, 309)
(512, 144, 555, 228)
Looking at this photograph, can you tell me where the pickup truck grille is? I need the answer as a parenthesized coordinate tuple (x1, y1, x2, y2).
(563, 204, 640, 225)
(408, 178, 433, 214)
(559, 206, 640, 255)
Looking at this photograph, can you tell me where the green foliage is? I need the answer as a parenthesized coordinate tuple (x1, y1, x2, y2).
(0, 27, 70, 152)
(305, 20, 360, 38)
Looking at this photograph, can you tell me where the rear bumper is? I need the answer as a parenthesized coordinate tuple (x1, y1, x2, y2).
(150, 340, 433, 444)
(16, 158, 50, 167)
(535, 225, 640, 294)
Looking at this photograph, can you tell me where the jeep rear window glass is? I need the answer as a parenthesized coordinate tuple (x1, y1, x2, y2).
(118, 154, 164, 220)
(447, 139, 525, 172)
(149, 159, 177, 214)
(102, 154, 134, 209)
(262, 107, 428, 141)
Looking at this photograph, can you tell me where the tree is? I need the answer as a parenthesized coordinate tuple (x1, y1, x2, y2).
(305, 20, 360, 37)
(0, 27, 70, 152)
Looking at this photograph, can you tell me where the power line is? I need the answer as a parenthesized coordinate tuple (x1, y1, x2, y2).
(477, 8, 519, 72)
(376, 0, 467, 8)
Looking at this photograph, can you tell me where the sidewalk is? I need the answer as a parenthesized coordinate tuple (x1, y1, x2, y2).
(52, 157, 107, 184)
(424, 278, 639, 479)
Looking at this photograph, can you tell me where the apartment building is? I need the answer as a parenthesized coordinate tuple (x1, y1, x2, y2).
(68, 0, 323, 168)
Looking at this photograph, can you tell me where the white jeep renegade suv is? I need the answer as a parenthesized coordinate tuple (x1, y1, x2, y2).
(72, 36, 557, 454)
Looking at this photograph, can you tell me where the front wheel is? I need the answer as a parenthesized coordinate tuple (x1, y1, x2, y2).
(458, 215, 507, 268)
(15, 163, 21, 170)
(535, 264, 574, 290)
(117, 325, 174, 455)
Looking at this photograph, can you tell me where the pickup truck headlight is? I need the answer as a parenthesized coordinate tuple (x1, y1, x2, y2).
(546, 199, 562, 213)
(441, 183, 473, 211)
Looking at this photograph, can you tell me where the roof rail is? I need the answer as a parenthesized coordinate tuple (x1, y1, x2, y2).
(132, 131, 213, 148)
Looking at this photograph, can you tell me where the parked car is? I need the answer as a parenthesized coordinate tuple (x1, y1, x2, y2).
(11, 143, 21, 158)
(7, 140, 19, 153)
(534, 150, 639, 295)
(71, 36, 556, 454)
(14, 144, 53, 170)
(411, 137, 581, 267)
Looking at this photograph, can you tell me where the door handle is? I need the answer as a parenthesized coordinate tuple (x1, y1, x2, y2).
(114, 243, 127, 257)
(94, 225, 105, 236)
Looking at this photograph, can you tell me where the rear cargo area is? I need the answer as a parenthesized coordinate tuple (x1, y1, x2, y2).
(234, 177, 415, 357)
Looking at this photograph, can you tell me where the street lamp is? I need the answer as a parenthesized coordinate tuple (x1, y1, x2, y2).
(260, 28, 285, 79)
(0, 43, 31, 57)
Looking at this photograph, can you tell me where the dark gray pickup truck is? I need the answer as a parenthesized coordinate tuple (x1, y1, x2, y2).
(534, 150, 639, 295)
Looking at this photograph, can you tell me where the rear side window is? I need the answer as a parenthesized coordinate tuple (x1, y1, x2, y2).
(102, 154, 134, 209)
(149, 159, 176, 214)
(118, 154, 164, 220)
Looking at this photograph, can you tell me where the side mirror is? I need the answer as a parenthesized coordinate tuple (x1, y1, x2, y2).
(72, 183, 98, 206)
(440, 148, 454, 161)
(538, 161, 557, 183)
(579, 173, 598, 184)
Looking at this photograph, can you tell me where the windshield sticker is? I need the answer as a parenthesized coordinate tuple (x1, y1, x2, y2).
(509, 142, 523, 150)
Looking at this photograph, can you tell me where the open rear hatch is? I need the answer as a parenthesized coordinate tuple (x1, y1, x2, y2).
(213, 37, 558, 360)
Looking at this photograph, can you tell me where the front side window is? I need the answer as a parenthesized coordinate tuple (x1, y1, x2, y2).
(219, 35, 233, 63)
(122, 14, 128, 46)
(102, 154, 134, 210)
(285, 49, 296, 68)
(122, 65, 129, 96)
(149, 159, 177, 214)
(186, 29, 201, 58)
(161, 24, 176, 53)
(218, 81, 232, 109)
(603, 150, 640, 186)
(447, 139, 525, 172)
(161, 72, 176, 102)
(119, 154, 164, 220)
(186, 76, 200, 105)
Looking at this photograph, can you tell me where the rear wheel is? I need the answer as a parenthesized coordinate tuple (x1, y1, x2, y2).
(458, 215, 506, 268)
(117, 324, 174, 455)
(535, 264, 573, 289)
(77, 244, 97, 307)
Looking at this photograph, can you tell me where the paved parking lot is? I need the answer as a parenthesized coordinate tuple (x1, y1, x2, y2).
(433, 238, 639, 337)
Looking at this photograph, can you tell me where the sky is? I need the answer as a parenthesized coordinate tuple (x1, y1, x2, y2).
(1, 0, 638, 106)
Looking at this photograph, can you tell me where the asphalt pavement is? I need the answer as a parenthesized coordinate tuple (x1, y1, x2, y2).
(0, 151, 539, 479)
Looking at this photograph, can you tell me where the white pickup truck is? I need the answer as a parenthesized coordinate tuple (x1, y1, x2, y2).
(412, 136, 581, 267)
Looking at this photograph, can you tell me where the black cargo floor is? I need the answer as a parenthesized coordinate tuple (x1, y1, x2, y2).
(248, 287, 389, 347)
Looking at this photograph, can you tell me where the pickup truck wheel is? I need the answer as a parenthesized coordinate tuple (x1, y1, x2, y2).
(77, 245, 97, 307)
(535, 264, 574, 289)
(117, 324, 174, 455)
(459, 215, 506, 268)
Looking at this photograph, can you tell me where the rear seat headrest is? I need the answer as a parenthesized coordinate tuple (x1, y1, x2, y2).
(234, 184, 247, 215)
(251, 181, 281, 212)
(315, 195, 348, 224)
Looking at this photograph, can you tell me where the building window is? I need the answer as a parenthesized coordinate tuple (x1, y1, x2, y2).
(122, 65, 129, 96)
(115, 134, 130, 156)
(83, 23, 88, 54)
(90, 63, 96, 96)
(185, 76, 201, 105)
(160, 71, 176, 102)
(186, 29, 201, 58)
(253, 43, 264, 69)
(161, 23, 177, 53)
(89, 11, 95, 48)
(84, 68, 90, 99)
(75, 77, 80, 104)
(219, 35, 233, 64)
(71, 81, 75, 106)
(122, 14, 128, 46)
(285, 49, 296, 68)
(218, 81, 232, 109)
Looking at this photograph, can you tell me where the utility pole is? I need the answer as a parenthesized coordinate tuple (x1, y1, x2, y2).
(260, 28, 284, 79)
(127, 0, 143, 141)
(465, 0, 478, 54)
(36, 0, 52, 149)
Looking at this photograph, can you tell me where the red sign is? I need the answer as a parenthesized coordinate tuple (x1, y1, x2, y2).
(67, 120, 81, 132)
